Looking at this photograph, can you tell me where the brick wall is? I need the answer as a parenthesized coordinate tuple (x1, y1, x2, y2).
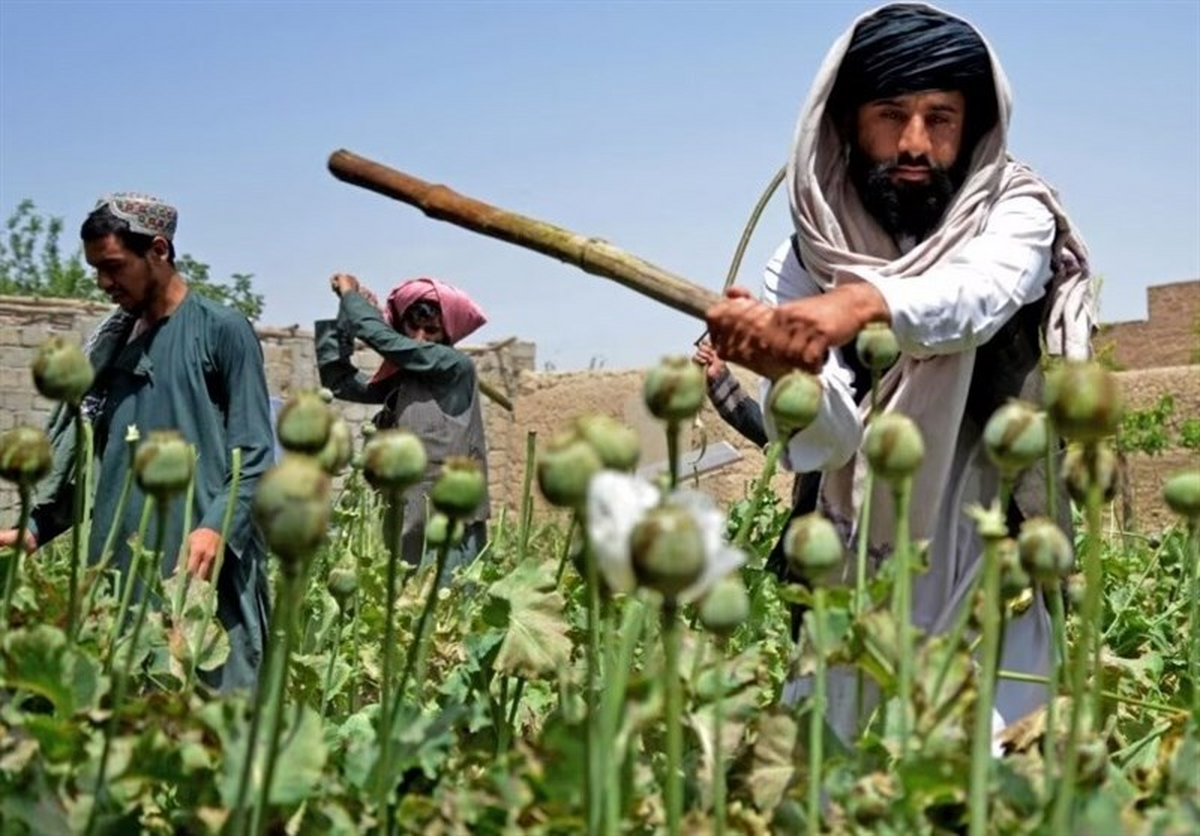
(1095, 280, 1200, 370)
(0, 295, 534, 518)
(2, 292, 1197, 535)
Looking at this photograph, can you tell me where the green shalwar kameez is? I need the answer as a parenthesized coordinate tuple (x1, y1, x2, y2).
(30, 292, 274, 691)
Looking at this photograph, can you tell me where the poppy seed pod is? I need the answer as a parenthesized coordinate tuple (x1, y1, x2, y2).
(983, 401, 1048, 477)
(316, 417, 354, 476)
(575, 414, 640, 472)
(0, 426, 52, 487)
(1017, 517, 1074, 585)
(643, 356, 705, 423)
(430, 456, 486, 519)
(629, 504, 706, 600)
(865, 413, 925, 482)
(362, 429, 427, 491)
(768, 370, 823, 438)
(327, 563, 359, 607)
(1162, 470, 1200, 522)
(425, 512, 465, 548)
(276, 390, 333, 454)
(252, 455, 331, 572)
(134, 431, 194, 499)
(699, 574, 749, 638)
(1044, 362, 1123, 442)
(1062, 442, 1118, 505)
(537, 430, 604, 510)
(783, 512, 844, 581)
(855, 323, 899, 373)
(31, 335, 94, 407)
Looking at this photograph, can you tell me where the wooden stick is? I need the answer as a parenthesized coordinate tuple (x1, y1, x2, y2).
(478, 379, 513, 413)
(327, 149, 721, 321)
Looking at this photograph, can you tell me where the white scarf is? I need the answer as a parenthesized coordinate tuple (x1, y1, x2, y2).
(787, 3, 1094, 553)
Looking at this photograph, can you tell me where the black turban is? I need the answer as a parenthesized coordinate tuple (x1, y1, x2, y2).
(829, 4, 998, 140)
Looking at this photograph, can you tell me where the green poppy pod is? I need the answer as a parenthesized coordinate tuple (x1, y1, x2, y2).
(1017, 517, 1074, 585)
(252, 455, 332, 573)
(1162, 469, 1200, 522)
(767, 370, 823, 438)
(326, 563, 359, 607)
(0, 426, 52, 487)
(425, 512, 465, 548)
(276, 390, 334, 454)
(782, 512, 844, 581)
(429, 456, 487, 519)
(864, 413, 925, 482)
(134, 431, 194, 499)
(1044, 362, 1123, 442)
(629, 504, 706, 600)
(983, 400, 1048, 477)
(643, 356, 705, 423)
(698, 574, 749, 638)
(362, 429, 427, 491)
(537, 430, 604, 510)
(574, 414, 640, 472)
(31, 335, 94, 407)
(855, 323, 900, 373)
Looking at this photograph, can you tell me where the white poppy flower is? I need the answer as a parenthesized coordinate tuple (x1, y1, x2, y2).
(585, 470, 746, 603)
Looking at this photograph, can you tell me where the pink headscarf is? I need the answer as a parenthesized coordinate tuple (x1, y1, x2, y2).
(370, 277, 487, 384)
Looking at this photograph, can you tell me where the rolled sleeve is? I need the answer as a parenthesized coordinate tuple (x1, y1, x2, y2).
(856, 195, 1056, 356)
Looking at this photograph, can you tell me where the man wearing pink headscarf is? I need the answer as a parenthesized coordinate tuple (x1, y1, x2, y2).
(315, 273, 490, 572)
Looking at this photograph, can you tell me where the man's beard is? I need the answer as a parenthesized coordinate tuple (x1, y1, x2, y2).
(848, 148, 964, 241)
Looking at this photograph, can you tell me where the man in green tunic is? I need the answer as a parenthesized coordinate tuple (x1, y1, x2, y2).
(0, 193, 273, 691)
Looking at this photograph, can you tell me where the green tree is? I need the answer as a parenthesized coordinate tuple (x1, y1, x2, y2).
(0, 200, 264, 321)
(0, 199, 99, 300)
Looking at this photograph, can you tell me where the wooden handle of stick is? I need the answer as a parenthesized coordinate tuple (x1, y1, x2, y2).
(328, 149, 722, 321)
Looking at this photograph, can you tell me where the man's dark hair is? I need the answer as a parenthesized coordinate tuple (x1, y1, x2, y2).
(80, 205, 176, 264)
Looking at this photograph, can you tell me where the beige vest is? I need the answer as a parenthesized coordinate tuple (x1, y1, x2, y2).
(379, 375, 490, 564)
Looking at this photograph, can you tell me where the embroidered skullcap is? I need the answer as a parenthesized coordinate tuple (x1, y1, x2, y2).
(93, 192, 178, 240)
(830, 4, 993, 110)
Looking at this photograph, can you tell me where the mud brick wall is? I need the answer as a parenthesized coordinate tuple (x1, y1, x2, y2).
(0, 295, 534, 520)
(1, 292, 1196, 535)
(1096, 280, 1200, 370)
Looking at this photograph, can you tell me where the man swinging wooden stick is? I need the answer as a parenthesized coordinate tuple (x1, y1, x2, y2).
(327, 3, 1093, 745)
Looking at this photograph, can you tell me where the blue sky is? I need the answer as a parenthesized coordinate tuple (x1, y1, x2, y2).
(1, 0, 1197, 371)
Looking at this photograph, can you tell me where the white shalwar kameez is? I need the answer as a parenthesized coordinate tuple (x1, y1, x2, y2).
(766, 194, 1065, 740)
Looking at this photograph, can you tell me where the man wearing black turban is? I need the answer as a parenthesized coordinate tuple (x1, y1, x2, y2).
(830, 3, 999, 242)
(706, 4, 1094, 743)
